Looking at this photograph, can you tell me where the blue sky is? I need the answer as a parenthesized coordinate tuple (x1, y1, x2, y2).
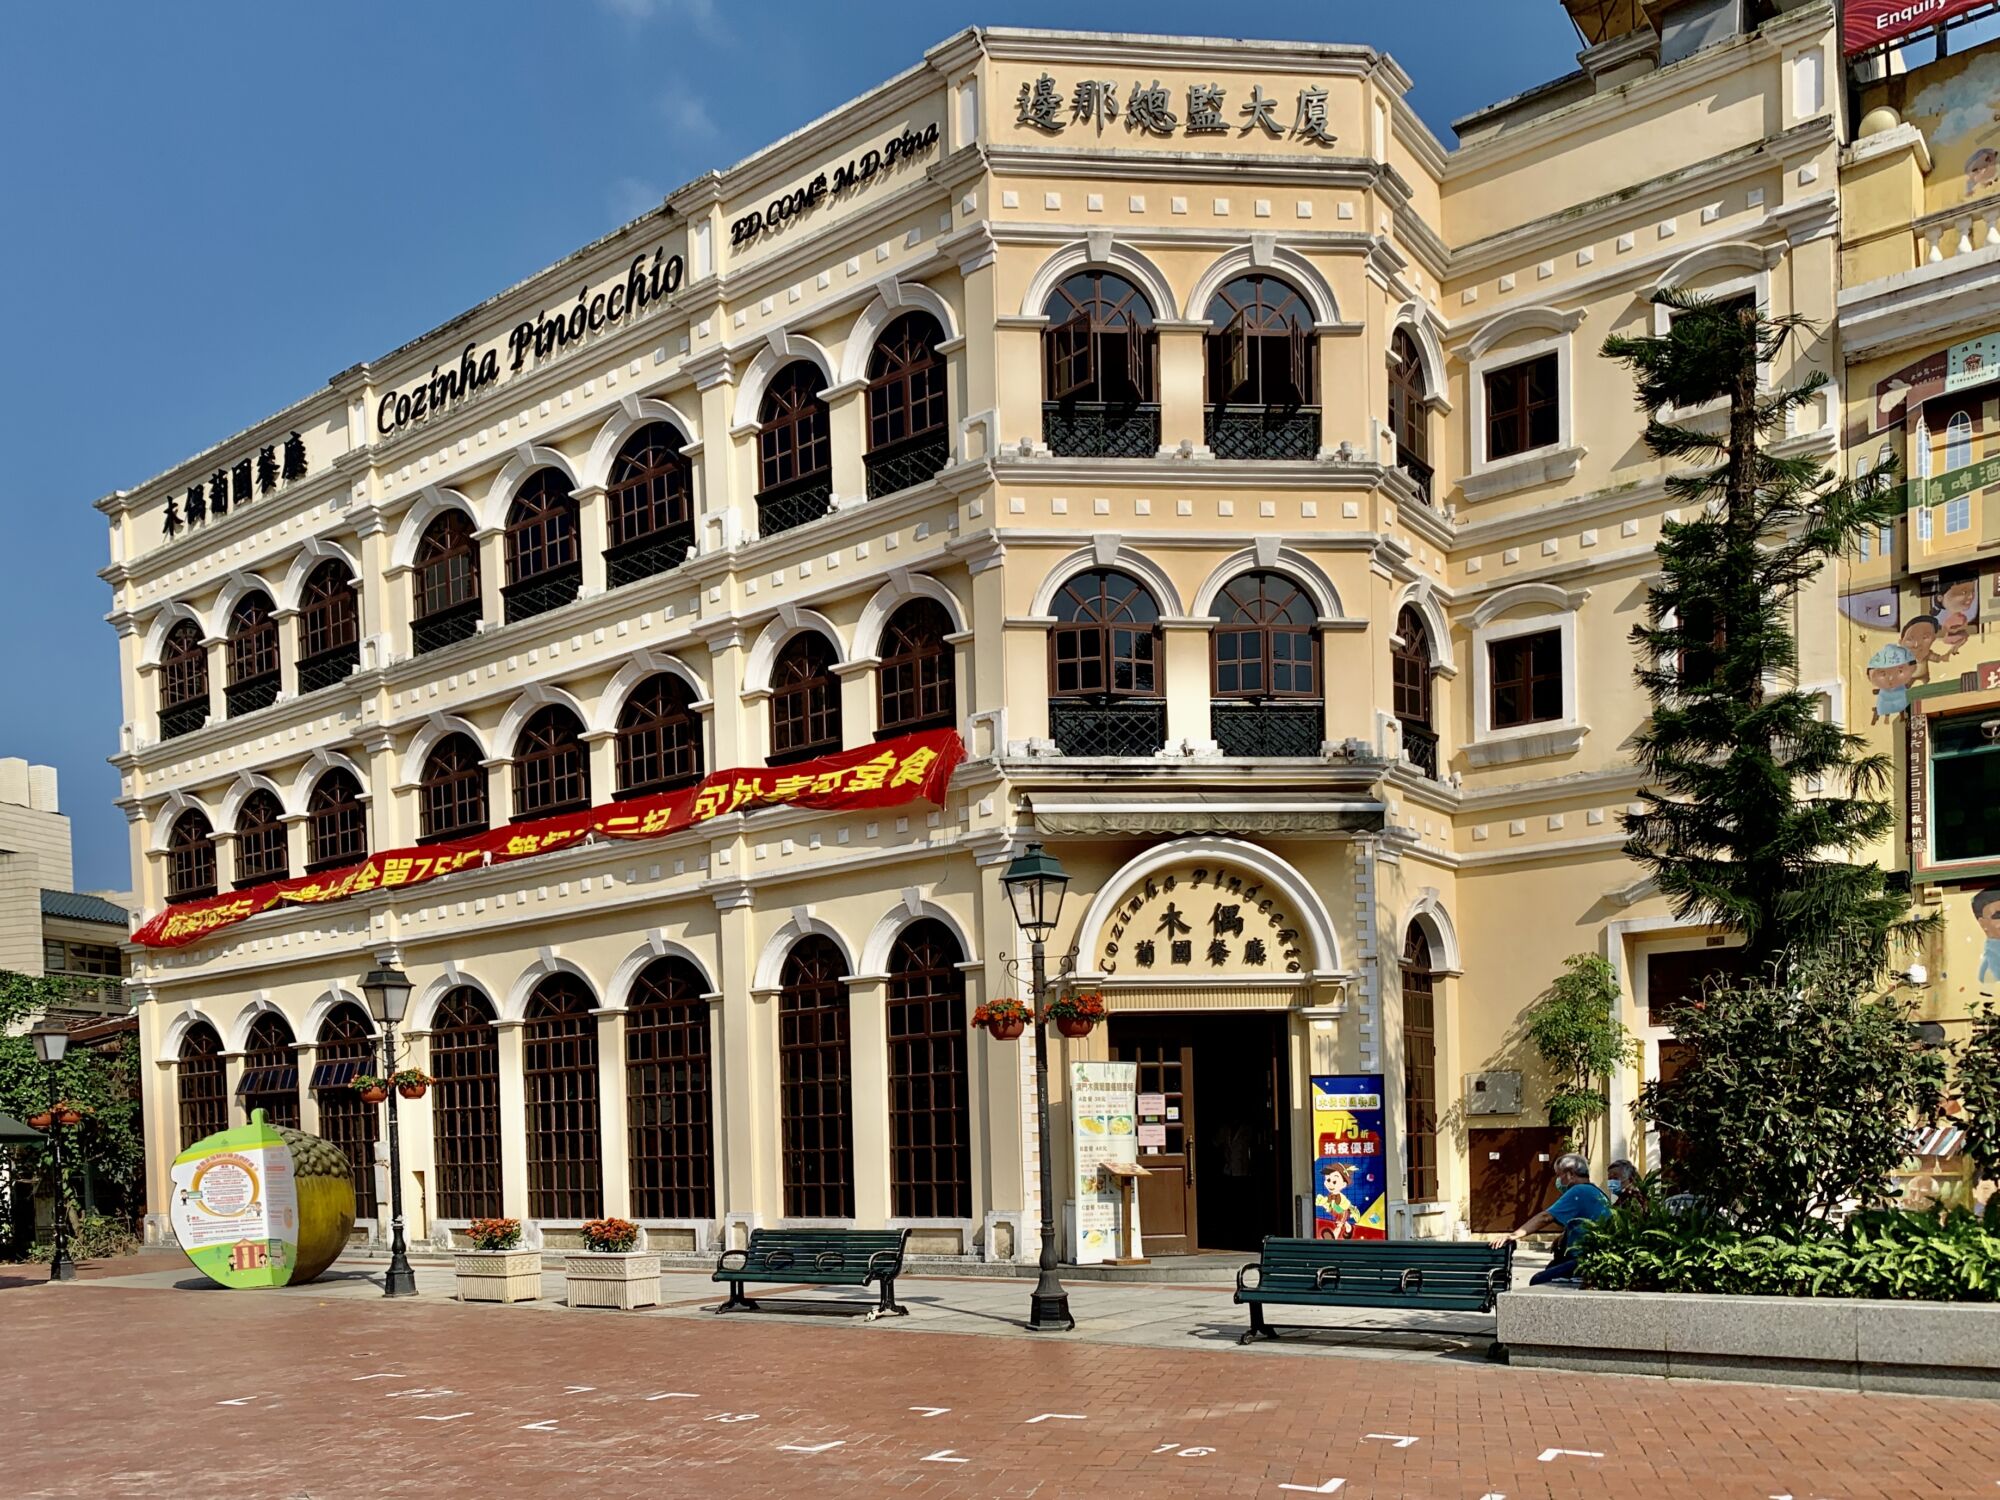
(0, 0, 1579, 893)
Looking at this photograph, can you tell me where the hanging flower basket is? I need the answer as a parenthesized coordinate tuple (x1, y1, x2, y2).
(392, 1069, 434, 1100)
(1045, 991, 1106, 1039)
(27, 1111, 53, 1130)
(973, 998, 1031, 1041)
(54, 1107, 83, 1127)
(353, 1074, 390, 1104)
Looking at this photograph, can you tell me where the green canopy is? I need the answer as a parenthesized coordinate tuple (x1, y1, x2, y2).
(0, 1113, 42, 1145)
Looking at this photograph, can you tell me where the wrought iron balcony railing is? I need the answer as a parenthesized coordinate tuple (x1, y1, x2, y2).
(605, 531, 694, 589)
(1043, 402, 1161, 459)
(757, 478, 834, 539)
(1211, 701, 1324, 757)
(1399, 452, 1435, 507)
(159, 700, 209, 741)
(502, 566, 582, 624)
(864, 432, 950, 499)
(1401, 720, 1439, 779)
(1204, 406, 1321, 461)
(225, 674, 281, 719)
(297, 642, 360, 696)
(412, 599, 482, 656)
(1048, 699, 1166, 757)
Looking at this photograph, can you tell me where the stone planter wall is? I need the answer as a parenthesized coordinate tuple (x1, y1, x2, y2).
(454, 1248, 543, 1304)
(565, 1250, 662, 1310)
(1499, 1288, 2000, 1398)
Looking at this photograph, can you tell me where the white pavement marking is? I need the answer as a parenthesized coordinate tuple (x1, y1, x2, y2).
(922, 1450, 970, 1464)
(1538, 1449, 1604, 1463)
(778, 1442, 846, 1454)
(646, 1392, 699, 1400)
(1026, 1412, 1086, 1424)
(1277, 1479, 1346, 1494)
(563, 1385, 596, 1394)
(1477, 1493, 1507, 1499)
(910, 1406, 951, 1417)
(413, 1413, 472, 1423)
(216, 1397, 258, 1406)
(705, 1412, 760, 1423)
(521, 1420, 560, 1432)
(385, 1388, 456, 1399)
(351, 1373, 402, 1381)
(1364, 1434, 1419, 1449)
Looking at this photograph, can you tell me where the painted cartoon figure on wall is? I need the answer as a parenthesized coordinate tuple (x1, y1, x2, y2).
(1976, 887, 2000, 996)
(1903, 615, 1956, 681)
(1868, 642, 1922, 722)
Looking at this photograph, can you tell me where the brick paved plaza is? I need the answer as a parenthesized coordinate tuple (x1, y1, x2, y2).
(1, 1254, 1992, 1499)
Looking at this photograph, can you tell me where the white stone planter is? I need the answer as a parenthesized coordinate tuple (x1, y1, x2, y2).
(565, 1250, 661, 1310)
(453, 1248, 543, 1304)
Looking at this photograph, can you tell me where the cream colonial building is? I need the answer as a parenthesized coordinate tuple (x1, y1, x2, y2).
(101, 7, 1848, 1255)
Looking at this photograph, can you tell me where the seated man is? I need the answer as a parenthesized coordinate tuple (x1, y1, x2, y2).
(1493, 1153, 1610, 1285)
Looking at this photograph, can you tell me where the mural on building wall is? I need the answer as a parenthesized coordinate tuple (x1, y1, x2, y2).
(1891, 47, 2000, 213)
(1868, 641, 1922, 722)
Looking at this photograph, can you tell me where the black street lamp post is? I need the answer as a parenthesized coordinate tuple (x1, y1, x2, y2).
(361, 964, 418, 1298)
(30, 1022, 76, 1284)
(1001, 840, 1075, 1332)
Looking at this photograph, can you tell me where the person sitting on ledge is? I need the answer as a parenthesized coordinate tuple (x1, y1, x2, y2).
(1607, 1158, 1650, 1217)
(1492, 1152, 1610, 1286)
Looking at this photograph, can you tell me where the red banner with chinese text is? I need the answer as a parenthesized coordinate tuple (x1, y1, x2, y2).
(134, 729, 963, 949)
(1844, 0, 1987, 54)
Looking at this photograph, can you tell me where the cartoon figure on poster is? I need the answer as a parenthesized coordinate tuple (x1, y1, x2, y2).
(1310, 1075, 1387, 1241)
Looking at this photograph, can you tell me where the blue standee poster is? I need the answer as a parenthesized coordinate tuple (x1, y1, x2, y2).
(1310, 1074, 1388, 1240)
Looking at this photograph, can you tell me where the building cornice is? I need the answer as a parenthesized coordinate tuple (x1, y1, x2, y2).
(1837, 246, 2000, 362)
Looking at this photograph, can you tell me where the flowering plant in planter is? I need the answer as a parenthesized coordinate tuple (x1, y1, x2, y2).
(580, 1217, 640, 1253)
(465, 1217, 523, 1251)
(391, 1068, 434, 1099)
(1044, 991, 1106, 1032)
(352, 1074, 390, 1103)
(972, 997, 1032, 1039)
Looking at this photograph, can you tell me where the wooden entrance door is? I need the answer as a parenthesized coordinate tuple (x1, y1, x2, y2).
(1467, 1126, 1568, 1233)
(1115, 1035, 1197, 1256)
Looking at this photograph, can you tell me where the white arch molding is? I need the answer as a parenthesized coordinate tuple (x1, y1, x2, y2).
(752, 915, 856, 992)
(407, 970, 499, 1034)
(1467, 581, 1588, 629)
(853, 573, 969, 659)
(1070, 837, 1344, 979)
(218, 771, 289, 830)
(606, 935, 717, 1011)
(1390, 301, 1450, 407)
(501, 954, 600, 1024)
(289, 748, 372, 813)
(398, 713, 488, 788)
(226, 995, 293, 1054)
(857, 898, 976, 978)
(581, 395, 702, 492)
(303, 983, 375, 1042)
(1393, 583, 1456, 673)
(1400, 892, 1463, 975)
(277, 537, 363, 615)
(837, 280, 965, 387)
(1029, 541, 1185, 617)
(1650, 239, 1783, 296)
(741, 608, 849, 696)
(389, 487, 480, 572)
(1466, 304, 1587, 361)
(480, 444, 581, 533)
(494, 683, 594, 759)
(1017, 236, 1182, 322)
(1191, 544, 1344, 620)
(210, 569, 280, 640)
(1184, 242, 1341, 326)
(594, 649, 712, 736)
(148, 790, 214, 853)
(141, 600, 210, 668)
(156, 1006, 227, 1066)
(730, 332, 838, 432)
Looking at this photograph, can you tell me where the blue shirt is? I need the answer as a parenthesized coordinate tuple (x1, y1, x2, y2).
(1546, 1182, 1612, 1257)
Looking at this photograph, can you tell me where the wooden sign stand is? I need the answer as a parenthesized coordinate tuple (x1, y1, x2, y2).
(1099, 1159, 1151, 1266)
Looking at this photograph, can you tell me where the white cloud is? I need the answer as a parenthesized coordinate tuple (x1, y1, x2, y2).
(598, 0, 724, 41)
(608, 176, 664, 222)
(658, 86, 719, 141)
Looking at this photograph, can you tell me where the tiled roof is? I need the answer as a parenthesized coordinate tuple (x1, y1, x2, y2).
(40, 889, 130, 927)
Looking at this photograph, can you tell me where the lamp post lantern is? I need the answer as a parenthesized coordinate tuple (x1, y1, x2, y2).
(1001, 840, 1075, 1332)
(361, 964, 418, 1298)
(30, 1022, 76, 1283)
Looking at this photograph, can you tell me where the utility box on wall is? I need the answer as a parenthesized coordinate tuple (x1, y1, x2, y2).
(1464, 1070, 1523, 1116)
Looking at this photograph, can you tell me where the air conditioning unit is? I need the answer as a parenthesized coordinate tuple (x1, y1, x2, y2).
(1464, 1070, 1523, 1116)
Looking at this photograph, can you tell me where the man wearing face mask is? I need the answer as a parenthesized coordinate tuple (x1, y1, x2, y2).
(1492, 1153, 1610, 1285)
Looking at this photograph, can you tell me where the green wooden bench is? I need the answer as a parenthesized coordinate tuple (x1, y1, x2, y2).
(712, 1227, 911, 1320)
(1234, 1237, 1514, 1345)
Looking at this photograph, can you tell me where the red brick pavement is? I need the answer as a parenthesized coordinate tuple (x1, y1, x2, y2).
(1, 1274, 1992, 1499)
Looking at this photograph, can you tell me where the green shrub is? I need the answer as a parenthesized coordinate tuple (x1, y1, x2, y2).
(26, 1212, 141, 1264)
(1574, 1204, 2000, 1302)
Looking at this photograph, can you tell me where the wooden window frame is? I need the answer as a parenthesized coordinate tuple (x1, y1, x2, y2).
(757, 362, 832, 499)
(1208, 571, 1319, 701)
(419, 734, 489, 842)
(504, 469, 581, 586)
(1203, 274, 1315, 408)
(314, 1003, 381, 1219)
(876, 599, 957, 736)
(414, 510, 481, 620)
(866, 312, 949, 455)
(298, 561, 360, 661)
(1401, 928, 1439, 1203)
(306, 770, 368, 872)
(226, 593, 281, 688)
(886, 920, 971, 1220)
(1041, 271, 1157, 406)
(512, 706, 590, 820)
(232, 790, 289, 887)
(1487, 627, 1565, 731)
(524, 974, 603, 1221)
(615, 674, 704, 797)
(1483, 350, 1561, 463)
(430, 989, 503, 1221)
(778, 936, 855, 1220)
(176, 1023, 227, 1151)
(1392, 606, 1435, 728)
(168, 810, 218, 902)
(239, 1013, 300, 1131)
(625, 957, 717, 1221)
(769, 633, 842, 765)
(161, 620, 210, 710)
(1389, 328, 1430, 465)
(606, 422, 694, 550)
(1049, 569, 1161, 700)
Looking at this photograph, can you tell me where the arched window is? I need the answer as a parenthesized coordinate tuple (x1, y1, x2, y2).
(160, 619, 211, 740)
(233, 789, 289, 887)
(1947, 410, 1974, 472)
(1042, 270, 1159, 457)
(504, 469, 582, 623)
(167, 810, 218, 902)
(770, 633, 842, 766)
(297, 560, 361, 693)
(226, 591, 281, 717)
(524, 973, 602, 1220)
(626, 956, 716, 1220)
(877, 599, 956, 737)
(512, 705, 590, 820)
(1210, 572, 1321, 757)
(615, 673, 703, 796)
(756, 362, 833, 538)
(176, 1022, 227, 1150)
(306, 770, 367, 872)
(430, 988, 502, 1221)
(413, 509, 481, 655)
(1389, 328, 1433, 501)
(886, 919, 970, 1219)
(313, 1002, 379, 1220)
(779, 935, 853, 1219)
(605, 422, 693, 587)
(1401, 927, 1438, 1203)
(1392, 606, 1439, 779)
(1204, 274, 1317, 460)
(1048, 569, 1163, 756)
(239, 1012, 300, 1130)
(865, 311, 949, 497)
(419, 733, 488, 843)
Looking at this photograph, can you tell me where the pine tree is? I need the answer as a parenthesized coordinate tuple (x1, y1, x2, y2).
(1602, 293, 1929, 978)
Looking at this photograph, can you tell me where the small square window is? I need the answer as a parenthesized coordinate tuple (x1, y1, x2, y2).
(1488, 629, 1564, 730)
(1483, 352, 1560, 462)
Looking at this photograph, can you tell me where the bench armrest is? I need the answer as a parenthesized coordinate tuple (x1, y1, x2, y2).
(1313, 1265, 1342, 1291)
(763, 1250, 797, 1271)
(1234, 1262, 1263, 1293)
(866, 1250, 903, 1273)
(1396, 1267, 1425, 1293)
(814, 1252, 847, 1270)
(716, 1249, 749, 1272)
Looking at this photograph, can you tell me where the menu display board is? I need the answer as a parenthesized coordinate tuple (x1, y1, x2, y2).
(1070, 1061, 1138, 1263)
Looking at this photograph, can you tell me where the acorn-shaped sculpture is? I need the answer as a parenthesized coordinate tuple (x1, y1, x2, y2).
(169, 1109, 357, 1287)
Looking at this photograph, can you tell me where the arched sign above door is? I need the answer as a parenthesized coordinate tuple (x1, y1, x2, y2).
(1097, 864, 1305, 978)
